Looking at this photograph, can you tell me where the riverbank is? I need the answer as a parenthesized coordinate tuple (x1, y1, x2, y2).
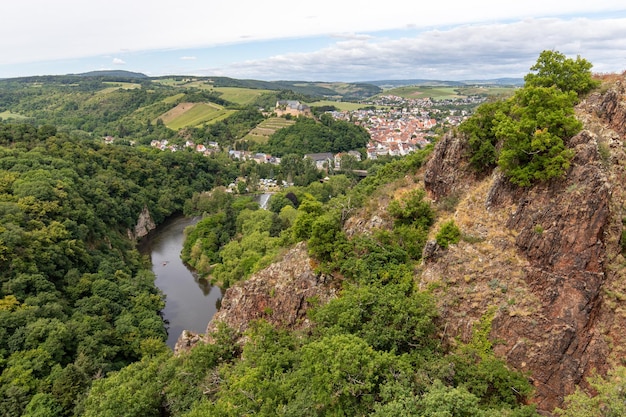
(138, 215, 223, 348)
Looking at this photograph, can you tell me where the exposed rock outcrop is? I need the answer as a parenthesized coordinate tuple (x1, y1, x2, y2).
(421, 78, 626, 414)
(203, 242, 336, 344)
(591, 79, 626, 136)
(174, 76, 626, 415)
(129, 205, 156, 240)
(174, 330, 203, 354)
(423, 130, 482, 202)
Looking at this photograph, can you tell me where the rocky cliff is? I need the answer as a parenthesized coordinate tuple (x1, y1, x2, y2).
(176, 242, 336, 353)
(421, 75, 626, 413)
(128, 205, 156, 240)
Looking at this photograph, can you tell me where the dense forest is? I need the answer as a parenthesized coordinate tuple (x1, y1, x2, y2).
(0, 79, 537, 415)
(0, 124, 238, 416)
(0, 73, 393, 415)
(259, 114, 371, 157)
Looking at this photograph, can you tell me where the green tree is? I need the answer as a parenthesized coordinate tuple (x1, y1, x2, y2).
(556, 366, 626, 417)
(387, 189, 435, 229)
(311, 280, 438, 354)
(81, 355, 170, 417)
(459, 100, 510, 171)
(496, 86, 579, 186)
(461, 50, 594, 184)
(291, 199, 324, 241)
(524, 50, 600, 96)
(289, 334, 395, 416)
(418, 380, 485, 417)
(308, 211, 348, 263)
(23, 393, 63, 417)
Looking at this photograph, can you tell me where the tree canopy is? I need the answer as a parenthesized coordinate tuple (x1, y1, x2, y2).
(460, 50, 595, 186)
(0, 123, 236, 416)
(524, 50, 600, 96)
(261, 115, 370, 157)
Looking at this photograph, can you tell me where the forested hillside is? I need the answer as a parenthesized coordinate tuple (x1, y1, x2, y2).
(78, 50, 621, 416)
(0, 124, 237, 416)
(0, 74, 377, 154)
(0, 73, 391, 416)
(81, 149, 539, 417)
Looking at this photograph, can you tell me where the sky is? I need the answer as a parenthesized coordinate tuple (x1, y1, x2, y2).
(1, 1, 626, 82)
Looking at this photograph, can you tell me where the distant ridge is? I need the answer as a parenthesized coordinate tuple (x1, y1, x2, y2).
(461, 77, 524, 86)
(367, 78, 524, 88)
(74, 70, 149, 79)
(368, 79, 465, 88)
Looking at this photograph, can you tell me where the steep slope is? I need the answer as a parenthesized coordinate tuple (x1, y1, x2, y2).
(176, 242, 337, 352)
(421, 74, 626, 412)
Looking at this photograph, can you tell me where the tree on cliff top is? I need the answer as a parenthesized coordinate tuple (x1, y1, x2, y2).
(462, 50, 595, 186)
(524, 50, 600, 96)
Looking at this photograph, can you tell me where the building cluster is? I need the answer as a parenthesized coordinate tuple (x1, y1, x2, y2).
(274, 100, 311, 117)
(328, 93, 485, 159)
(137, 95, 484, 164)
(365, 115, 435, 159)
(149, 139, 220, 155)
(228, 150, 281, 165)
(328, 107, 434, 159)
(303, 151, 362, 170)
(226, 177, 289, 194)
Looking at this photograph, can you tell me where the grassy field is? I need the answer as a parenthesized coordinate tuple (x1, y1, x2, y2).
(162, 93, 185, 104)
(242, 117, 296, 143)
(102, 81, 141, 89)
(308, 100, 369, 111)
(456, 86, 517, 98)
(92, 82, 143, 98)
(381, 86, 464, 100)
(150, 80, 272, 106)
(0, 111, 28, 120)
(214, 87, 272, 106)
(159, 102, 235, 129)
(152, 78, 204, 87)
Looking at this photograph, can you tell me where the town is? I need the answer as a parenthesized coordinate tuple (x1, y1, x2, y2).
(144, 93, 485, 165)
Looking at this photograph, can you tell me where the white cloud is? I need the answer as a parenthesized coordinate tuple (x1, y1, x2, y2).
(330, 33, 374, 41)
(112, 58, 126, 65)
(201, 17, 626, 81)
(1, 0, 625, 67)
(180, 56, 197, 60)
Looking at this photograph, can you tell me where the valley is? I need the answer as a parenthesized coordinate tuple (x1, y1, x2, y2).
(1, 54, 622, 416)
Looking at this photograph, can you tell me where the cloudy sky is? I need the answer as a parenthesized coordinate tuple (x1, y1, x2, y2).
(1, 1, 625, 81)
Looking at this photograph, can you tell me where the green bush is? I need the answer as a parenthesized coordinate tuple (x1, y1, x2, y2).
(459, 100, 510, 171)
(436, 220, 461, 249)
(495, 86, 579, 186)
(388, 189, 435, 229)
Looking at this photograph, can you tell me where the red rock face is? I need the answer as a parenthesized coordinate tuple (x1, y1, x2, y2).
(595, 81, 626, 136)
(422, 78, 626, 413)
(487, 140, 611, 411)
(179, 77, 626, 414)
(204, 242, 336, 342)
(423, 131, 477, 201)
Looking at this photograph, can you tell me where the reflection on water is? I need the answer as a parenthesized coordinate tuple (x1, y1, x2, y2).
(138, 215, 223, 348)
(256, 193, 272, 210)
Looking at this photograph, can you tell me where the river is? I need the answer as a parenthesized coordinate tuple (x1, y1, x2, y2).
(138, 215, 224, 348)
